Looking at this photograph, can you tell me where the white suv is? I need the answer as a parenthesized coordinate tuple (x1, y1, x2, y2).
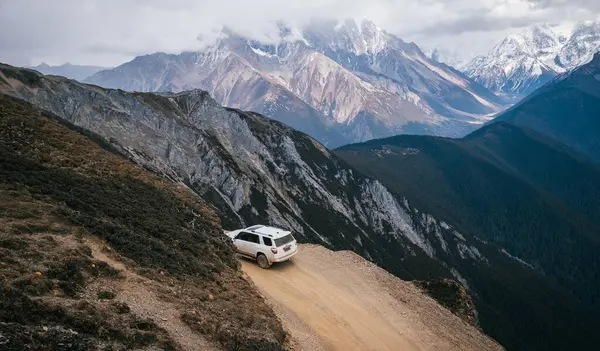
(226, 225, 298, 269)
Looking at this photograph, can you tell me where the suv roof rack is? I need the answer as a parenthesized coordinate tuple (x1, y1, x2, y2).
(253, 226, 291, 238)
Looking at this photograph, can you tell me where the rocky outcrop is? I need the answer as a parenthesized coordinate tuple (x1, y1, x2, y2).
(414, 279, 478, 326)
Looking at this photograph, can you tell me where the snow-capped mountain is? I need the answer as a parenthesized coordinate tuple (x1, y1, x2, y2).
(557, 21, 600, 69)
(463, 21, 600, 97)
(85, 19, 505, 146)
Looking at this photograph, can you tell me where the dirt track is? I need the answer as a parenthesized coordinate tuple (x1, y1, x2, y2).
(242, 244, 502, 351)
(85, 237, 219, 351)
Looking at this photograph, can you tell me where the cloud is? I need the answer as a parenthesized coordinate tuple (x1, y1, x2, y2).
(529, 0, 600, 12)
(0, 0, 599, 67)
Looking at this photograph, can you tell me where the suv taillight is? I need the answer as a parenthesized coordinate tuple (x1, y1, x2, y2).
(271, 247, 278, 254)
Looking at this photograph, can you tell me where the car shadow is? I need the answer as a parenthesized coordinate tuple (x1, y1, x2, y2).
(239, 255, 297, 272)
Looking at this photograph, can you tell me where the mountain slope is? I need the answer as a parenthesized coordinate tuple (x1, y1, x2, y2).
(493, 52, 600, 163)
(0, 92, 501, 351)
(85, 19, 504, 145)
(84, 49, 350, 147)
(2, 63, 599, 350)
(28, 63, 109, 81)
(0, 62, 469, 280)
(464, 21, 600, 97)
(0, 94, 286, 350)
(336, 121, 600, 350)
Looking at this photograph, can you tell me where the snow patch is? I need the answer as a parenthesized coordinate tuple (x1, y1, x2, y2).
(250, 46, 277, 58)
(453, 231, 466, 242)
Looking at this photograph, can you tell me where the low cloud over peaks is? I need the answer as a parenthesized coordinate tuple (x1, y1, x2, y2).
(1, 0, 599, 66)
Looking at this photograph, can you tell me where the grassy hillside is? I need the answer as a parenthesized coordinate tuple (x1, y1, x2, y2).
(0, 94, 286, 350)
(336, 122, 600, 350)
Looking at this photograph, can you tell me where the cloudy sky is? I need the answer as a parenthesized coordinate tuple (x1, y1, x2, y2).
(1, 0, 599, 67)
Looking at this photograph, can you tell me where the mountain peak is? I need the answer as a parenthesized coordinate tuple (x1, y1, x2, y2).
(358, 19, 389, 54)
(359, 18, 380, 34)
(463, 20, 600, 96)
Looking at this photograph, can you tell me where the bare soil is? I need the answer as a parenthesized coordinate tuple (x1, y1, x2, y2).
(242, 244, 503, 351)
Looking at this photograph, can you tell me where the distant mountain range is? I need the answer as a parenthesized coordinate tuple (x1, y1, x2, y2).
(84, 19, 505, 147)
(463, 21, 600, 98)
(28, 63, 109, 82)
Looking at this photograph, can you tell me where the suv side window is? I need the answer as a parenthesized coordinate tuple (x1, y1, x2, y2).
(263, 237, 273, 247)
(242, 232, 260, 244)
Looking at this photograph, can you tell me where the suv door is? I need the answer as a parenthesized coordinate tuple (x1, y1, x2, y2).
(233, 232, 250, 255)
(241, 232, 261, 257)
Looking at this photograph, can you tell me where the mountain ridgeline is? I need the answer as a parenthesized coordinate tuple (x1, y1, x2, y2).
(494, 52, 600, 163)
(84, 19, 505, 147)
(2, 63, 599, 350)
(0, 62, 468, 281)
(336, 122, 600, 306)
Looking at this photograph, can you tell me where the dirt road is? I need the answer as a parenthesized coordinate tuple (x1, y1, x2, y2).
(242, 244, 502, 351)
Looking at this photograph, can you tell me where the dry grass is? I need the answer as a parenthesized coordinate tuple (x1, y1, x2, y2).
(0, 94, 286, 350)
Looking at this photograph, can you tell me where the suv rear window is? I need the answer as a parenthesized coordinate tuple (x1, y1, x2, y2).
(274, 234, 294, 247)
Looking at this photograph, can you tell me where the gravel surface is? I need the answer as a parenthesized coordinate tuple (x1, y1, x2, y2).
(242, 244, 503, 351)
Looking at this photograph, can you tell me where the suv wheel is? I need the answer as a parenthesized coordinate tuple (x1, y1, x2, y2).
(257, 254, 271, 269)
